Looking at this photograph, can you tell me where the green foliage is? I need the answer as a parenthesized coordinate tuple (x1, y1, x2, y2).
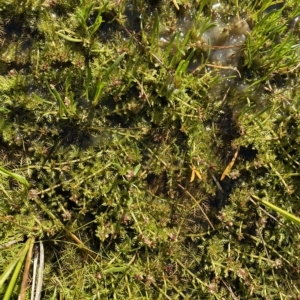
(0, 0, 300, 299)
(245, 4, 300, 86)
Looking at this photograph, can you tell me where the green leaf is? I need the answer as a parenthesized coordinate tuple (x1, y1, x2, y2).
(0, 166, 29, 188)
(0, 107, 10, 113)
(32, 92, 53, 105)
(252, 195, 300, 226)
(47, 83, 70, 118)
(133, 164, 141, 176)
(92, 52, 126, 106)
(2, 239, 32, 300)
(56, 31, 82, 43)
(88, 3, 108, 36)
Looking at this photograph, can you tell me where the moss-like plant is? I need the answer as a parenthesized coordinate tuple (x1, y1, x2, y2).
(0, 0, 300, 299)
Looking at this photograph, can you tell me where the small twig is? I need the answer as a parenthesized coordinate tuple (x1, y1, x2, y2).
(19, 237, 35, 300)
(192, 63, 241, 78)
(220, 146, 240, 181)
(221, 87, 231, 105)
(289, 61, 300, 72)
(207, 64, 242, 78)
(207, 168, 224, 193)
(221, 280, 239, 300)
(0, 239, 22, 249)
(172, 0, 179, 10)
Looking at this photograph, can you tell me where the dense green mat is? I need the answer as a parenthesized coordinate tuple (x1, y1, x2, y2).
(0, 0, 300, 298)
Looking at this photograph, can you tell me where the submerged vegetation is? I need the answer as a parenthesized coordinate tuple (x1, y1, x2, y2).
(0, 0, 300, 298)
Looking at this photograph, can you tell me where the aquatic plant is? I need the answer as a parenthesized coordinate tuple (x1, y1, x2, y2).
(0, 0, 300, 298)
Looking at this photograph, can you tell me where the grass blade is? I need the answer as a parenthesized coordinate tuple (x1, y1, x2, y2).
(92, 52, 126, 106)
(32, 92, 53, 105)
(47, 83, 70, 118)
(0, 250, 20, 288)
(252, 195, 300, 226)
(150, 11, 159, 52)
(56, 31, 82, 43)
(3, 239, 31, 300)
(0, 166, 29, 188)
(88, 3, 107, 36)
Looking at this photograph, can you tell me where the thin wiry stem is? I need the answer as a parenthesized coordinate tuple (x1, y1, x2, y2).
(35, 241, 44, 300)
